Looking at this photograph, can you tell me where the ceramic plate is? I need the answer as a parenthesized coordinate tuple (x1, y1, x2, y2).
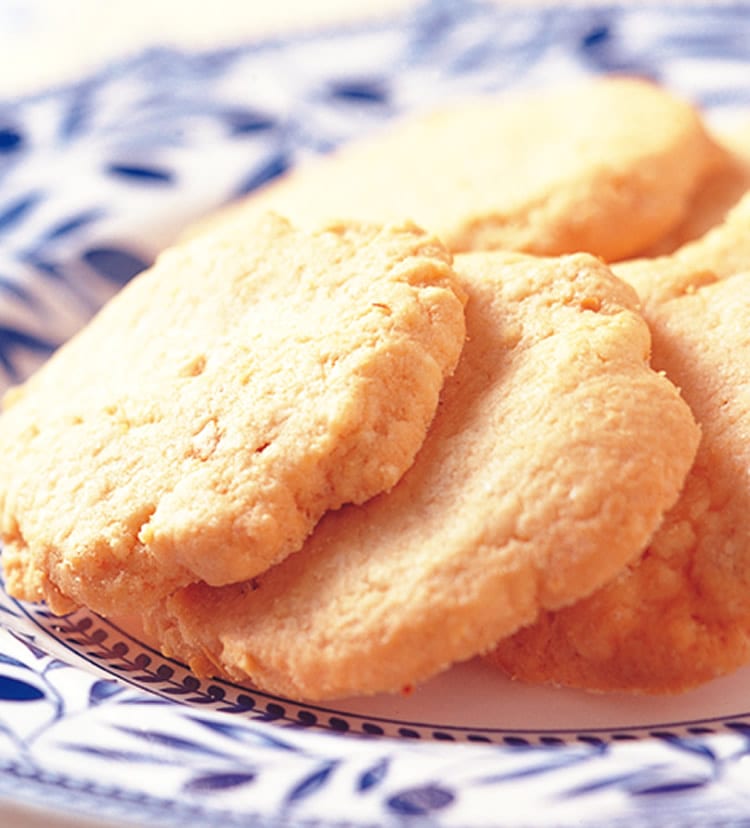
(3, 2, 750, 825)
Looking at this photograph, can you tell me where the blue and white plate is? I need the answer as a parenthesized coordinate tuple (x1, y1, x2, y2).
(3, 2, 750, 825)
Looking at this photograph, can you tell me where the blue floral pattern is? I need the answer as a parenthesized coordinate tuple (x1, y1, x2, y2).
(2, 1, 750, 825)
(6, 593, 750, 828)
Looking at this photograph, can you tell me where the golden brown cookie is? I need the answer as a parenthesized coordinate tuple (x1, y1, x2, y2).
(143, 251, 699, 701)
(188, 77, 722, 262)
(640, 119, 750, 256)
(0, 214, 466, 616)
(489, 196, 750, 693)
(615, 190, 750, 305)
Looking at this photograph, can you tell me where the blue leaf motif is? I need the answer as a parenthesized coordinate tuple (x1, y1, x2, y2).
(632, 778, 710, 796)
(223, 108, 276, 135)
(0, 192, 41, 233)
(6, 631, 48, 659)
(106, 163, 174, 184)
(235, 154, 291, 197)
(0, 653, 30, 670)
(581, 23, 611, 50)
(328, 79, 389, 103)
(0, 674, 46, 702)
(0, 327, 56, 354)
(21, 255, 63, 280)
(60, 745, 172, 764)
(559, 771, 647, 798)
(0, 327, 56, 377)
(474, 749, 602, 785)
(58, 93, 91, 140)
(183, 772, 257, 793)
(189, 716, 301, 752)
(357, 757, 389, 792)
(0, 126, 24, 154)
(0, 275, 35, 305)
(89, 679, 123, 705)
(114, 726, 234, 760)
(82, 246, 149, 284)
(116, 697, 169, 707)
(651, 732, 718, 763)
(41, 209, 104, 241)
(386, 785, 455, 816)
(286, 761, 338, 803)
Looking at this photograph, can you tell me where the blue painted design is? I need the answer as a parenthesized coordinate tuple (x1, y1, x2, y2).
(5, 628, 49, 659)
(223, 109, 276, 134)
(1, 4, 750, 826)
(187, 715, 304, 751)
(386, 785, 455, 815)
(59, 745, 171, 764)
(40, 209, 105, 241)
(0, 653, 28, 669)
(0, 275, 34, 304)
(183, 772, 257, 793)
(474, 748, 603, 785)
(114, 725, 241, 760)
(58, 89, 93, 141)
(0, 674, 45, 702)
(82, 246, 149, 284)
(234, 153, 292, 197)
(285, 761, 339, 803)
(0, 192, 41, 232)
(581, 24, 611, 49)
(106, 163, 175, 184)
(559, 770, 654, 798)
(356, 758, 389, 792)
(0, 126, 23, 154)
(89, 679, 124, 705)
(630, 777, 710, 796)
(0, 327, 56, 377)
(328, 79, 389, 103)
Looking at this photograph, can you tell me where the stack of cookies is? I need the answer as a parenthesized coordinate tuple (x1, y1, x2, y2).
(2, 76, 750, 700)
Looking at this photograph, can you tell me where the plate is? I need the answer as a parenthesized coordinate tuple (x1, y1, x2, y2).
(3, 2, 750, 825)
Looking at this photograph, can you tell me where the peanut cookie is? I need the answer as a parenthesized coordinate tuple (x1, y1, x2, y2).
(144, 251, 699, 701)
(489, 196, 750, 693)
(0, 214, 466, 616)
(188, 77, 721, 262)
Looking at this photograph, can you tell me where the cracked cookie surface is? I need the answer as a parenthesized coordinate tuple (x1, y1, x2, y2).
(0, 214, 466, 616)
(489, 194, 750, 693)
(144, 251, 699, 701)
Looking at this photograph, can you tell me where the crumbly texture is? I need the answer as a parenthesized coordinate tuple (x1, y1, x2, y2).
(489, 198, 750, 693)
(0, 214, 466, 616)
(187, 77, 722, 262)
(143, 252, 699, 701)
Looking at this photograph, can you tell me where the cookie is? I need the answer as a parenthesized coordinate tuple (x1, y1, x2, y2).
(189, 77, 722, 262)
(615, 190, 750, 305)
(143, 251, 699, 701)
(640, 119, 750, 256)
(489, 195, 750, 693)
(0, 214, 466, 616)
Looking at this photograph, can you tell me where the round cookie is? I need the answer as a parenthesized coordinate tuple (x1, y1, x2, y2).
(144, 251, 700, 701)
(188, 77, 722, 262)
(0, 214, 466, 616)
(616, 190, 750, 305)
(489, 198, 750, 693)
(640, 119, 750, 256)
